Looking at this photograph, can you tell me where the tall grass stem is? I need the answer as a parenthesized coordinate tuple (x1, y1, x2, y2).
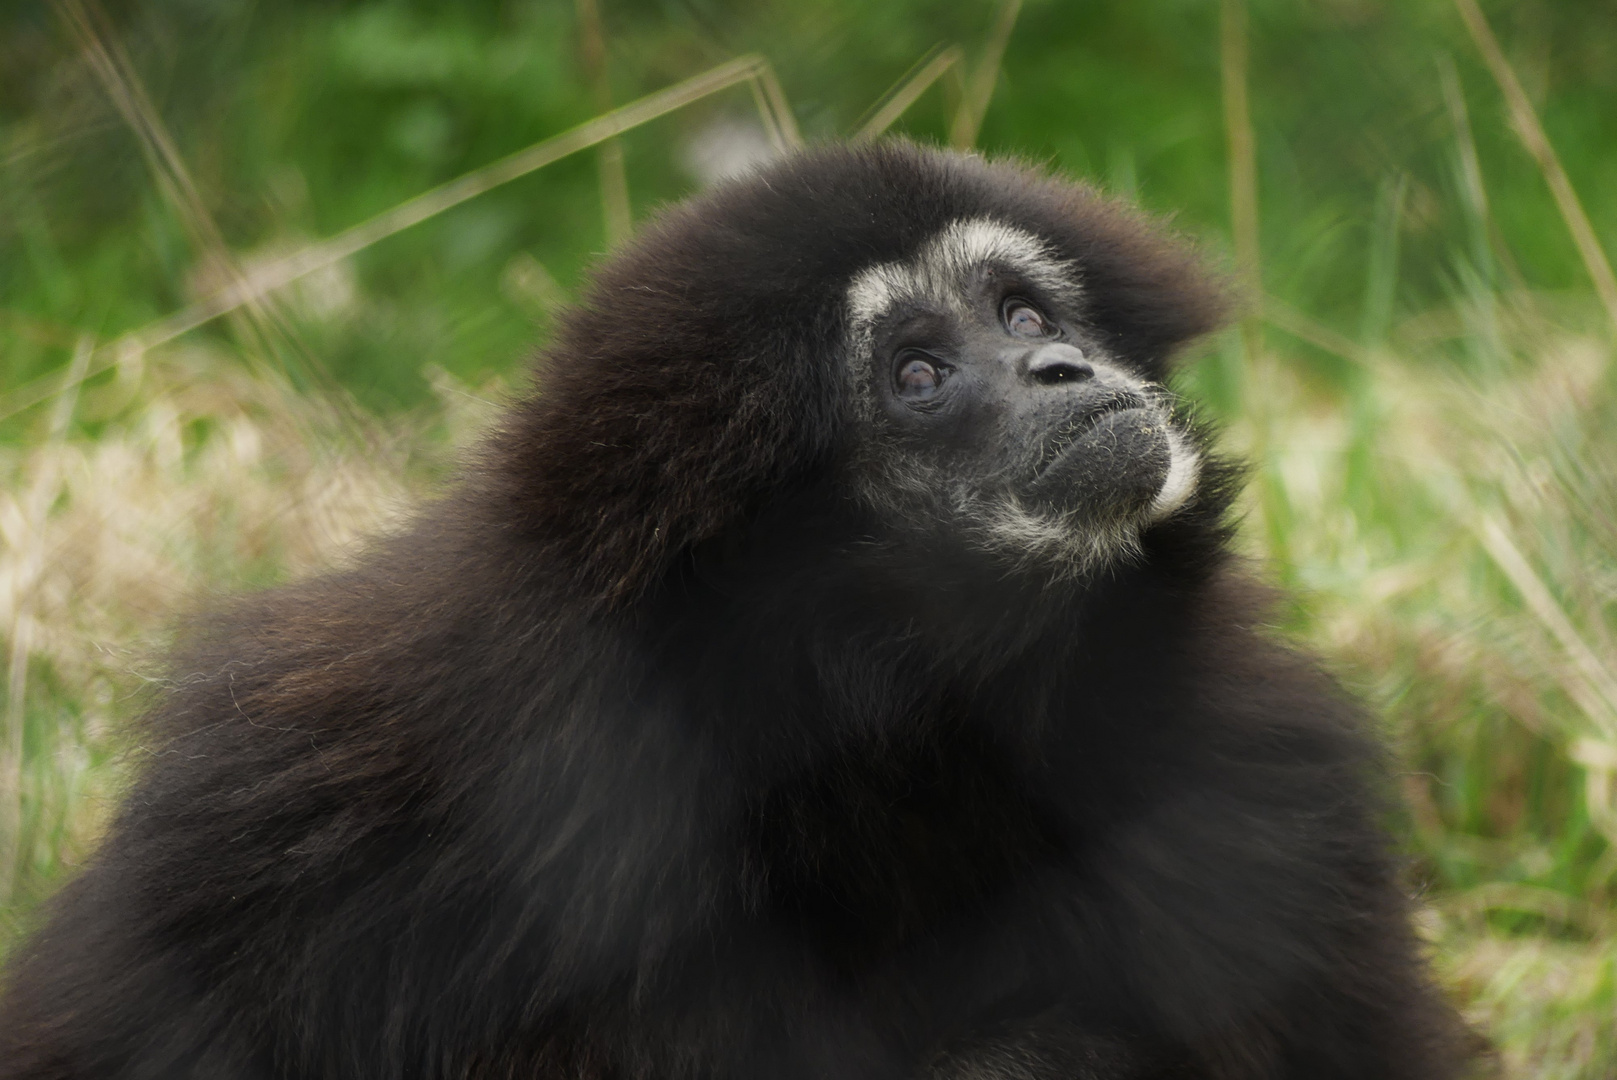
(1220, 0, 1262, 365)
(949, 0, 1021, 149)
(1454, 0, 1617, 339)
(576, 0, 633, 247)
(1, 336, 93, 901)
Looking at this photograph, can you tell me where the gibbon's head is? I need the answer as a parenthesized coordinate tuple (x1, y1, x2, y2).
(494, 141, 1230, 605)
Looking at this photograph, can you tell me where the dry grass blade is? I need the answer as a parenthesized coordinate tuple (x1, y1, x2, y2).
(1262, 296, 1379, 370)
(0, 55, 774, 426)
(1478, 515, 1617, 741)
(751, 62, 802, 150)
(1454, 0, 1617, 339)
(55, 0, 224, 269)
(53, 0, 308, 376)
(1, 335, 93, 901)
(854, 45, 964, 143)
(1450, 882, 1605, 936)
(949, 0, 1022, 149)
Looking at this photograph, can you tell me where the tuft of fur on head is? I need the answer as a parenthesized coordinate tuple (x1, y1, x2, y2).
(485, 142, 1229, 607)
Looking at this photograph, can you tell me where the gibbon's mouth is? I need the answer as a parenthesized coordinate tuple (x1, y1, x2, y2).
(1033, 391, 1151, 480)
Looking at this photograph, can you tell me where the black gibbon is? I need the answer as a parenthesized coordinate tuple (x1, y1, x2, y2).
(0, 142, 1469, 1079)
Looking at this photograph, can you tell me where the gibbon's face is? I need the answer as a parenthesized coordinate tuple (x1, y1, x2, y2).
(843, 217, 1200, 571)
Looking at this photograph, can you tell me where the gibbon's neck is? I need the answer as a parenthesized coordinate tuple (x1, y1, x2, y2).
(637, 509, 1236, 777)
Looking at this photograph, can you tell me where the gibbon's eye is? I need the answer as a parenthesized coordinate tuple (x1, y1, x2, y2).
(895, 353, 944, 399)
(1003, 299, 1052, 338)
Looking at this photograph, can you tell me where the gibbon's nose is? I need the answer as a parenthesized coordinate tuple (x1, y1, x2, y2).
(1025, 342, 1094, 386)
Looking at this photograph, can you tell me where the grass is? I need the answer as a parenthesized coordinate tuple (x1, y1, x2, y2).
(1202, 312, 1617, 1074)
(0, 351, 480, 915)
(4, 0, 1617, 1074)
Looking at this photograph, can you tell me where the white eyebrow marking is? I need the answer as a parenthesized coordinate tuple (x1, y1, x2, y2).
(842, 217, 1083, 426)
(845, 217, 1081, 340)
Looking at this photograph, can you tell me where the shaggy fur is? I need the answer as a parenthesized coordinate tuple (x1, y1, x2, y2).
(0, 143, 1467, 1079)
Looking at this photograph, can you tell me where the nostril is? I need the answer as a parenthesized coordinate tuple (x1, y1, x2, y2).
(1028, 345, 1094, 386)
(1034, 359, 1093, 385)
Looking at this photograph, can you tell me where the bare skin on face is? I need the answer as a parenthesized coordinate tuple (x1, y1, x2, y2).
(845, 218, 1200, 575)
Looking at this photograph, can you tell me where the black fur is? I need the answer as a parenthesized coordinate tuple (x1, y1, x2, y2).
(0, 143, 1467, 1079)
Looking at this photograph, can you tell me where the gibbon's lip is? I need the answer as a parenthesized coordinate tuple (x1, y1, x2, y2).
(1033, 393, 1151, 479)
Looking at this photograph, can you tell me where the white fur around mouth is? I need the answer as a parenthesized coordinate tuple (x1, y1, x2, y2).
(1034, 396, 1149, 479)
(1148, 429, 1200, 522)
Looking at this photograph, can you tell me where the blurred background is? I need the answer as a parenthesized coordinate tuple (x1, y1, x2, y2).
(2, 0, 1615, 1072)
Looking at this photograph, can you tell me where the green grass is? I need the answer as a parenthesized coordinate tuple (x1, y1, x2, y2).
(4, 0, 1617, 1074)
